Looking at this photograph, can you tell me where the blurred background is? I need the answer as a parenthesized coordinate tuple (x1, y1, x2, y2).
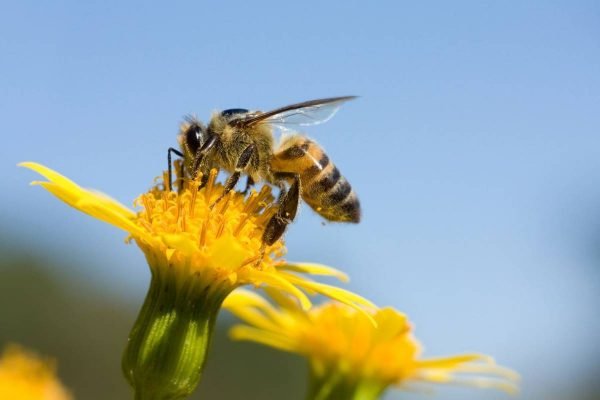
(1, 1, 599, 399)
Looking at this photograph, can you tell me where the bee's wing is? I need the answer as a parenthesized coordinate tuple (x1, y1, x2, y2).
(236, 96, 357, 129)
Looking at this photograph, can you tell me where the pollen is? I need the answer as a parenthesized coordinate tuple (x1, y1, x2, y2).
(132, 168, 284, 284)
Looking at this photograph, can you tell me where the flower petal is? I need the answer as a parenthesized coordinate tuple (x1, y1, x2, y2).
(229, 326, 297, 353)
(20, 162, 148, 238)
(242, 270, 312, 310)
(277, 263, 349, 282)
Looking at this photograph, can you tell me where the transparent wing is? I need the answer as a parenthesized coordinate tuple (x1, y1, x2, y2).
(264, 97, 353, 127)
(238, 96, 357, 129)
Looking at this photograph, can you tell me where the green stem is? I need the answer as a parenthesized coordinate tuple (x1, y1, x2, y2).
(306, 366, 387, 400)
(122, 266, 230, 400)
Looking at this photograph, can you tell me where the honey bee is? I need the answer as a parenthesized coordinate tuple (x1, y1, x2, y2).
(167, 96, 360, 245)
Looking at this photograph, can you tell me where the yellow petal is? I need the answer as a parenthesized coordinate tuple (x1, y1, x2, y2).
(223, 289, 270, 309)
(20, 162, 83, 192)
(21, 162, 148, 239)
(373, 307, 409, 341)
(224, 289, 293, 331)
(278, 263, 349, 282)
(243, 270, 312, 310)
(281, 273, 376, 309)
(229, 326, 297, 353)
(416, 354, 489, 369)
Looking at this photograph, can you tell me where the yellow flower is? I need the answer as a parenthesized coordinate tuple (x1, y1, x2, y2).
(224, 290, 520, 400)
(20, 162, 372, 400)
(0, 345, 71, 400)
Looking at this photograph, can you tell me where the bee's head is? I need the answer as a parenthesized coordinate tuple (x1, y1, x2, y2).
(179, 116, 208, 155)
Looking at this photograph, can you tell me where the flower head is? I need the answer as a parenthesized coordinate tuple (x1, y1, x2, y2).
(21, 162, 372, 399)
(0, 345, 71, 400)
(224, 290, 519, 400)
(20, 162, 365, 309)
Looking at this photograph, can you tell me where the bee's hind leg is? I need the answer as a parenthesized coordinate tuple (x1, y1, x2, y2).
(262, 174, 300, 246)
(211, 144, 256, 207)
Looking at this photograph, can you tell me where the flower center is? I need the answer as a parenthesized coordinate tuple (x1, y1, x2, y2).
(131, 168, 286, 282)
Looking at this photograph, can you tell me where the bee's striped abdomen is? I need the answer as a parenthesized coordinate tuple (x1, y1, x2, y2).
(272, 137, 360, 223)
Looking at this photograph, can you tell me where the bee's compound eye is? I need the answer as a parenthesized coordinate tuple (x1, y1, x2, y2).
(221, 108, 249, 118)
(193, 126, 202, 140)
(185, 124, 204, 154)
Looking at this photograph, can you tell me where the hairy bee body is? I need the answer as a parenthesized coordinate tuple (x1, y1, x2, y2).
(172, 96, 360, 245)
(179, 114, 275, 183)
(272, 136, 360, 222)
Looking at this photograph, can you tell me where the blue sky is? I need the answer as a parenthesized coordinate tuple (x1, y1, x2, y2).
(2, 1, 599, 399)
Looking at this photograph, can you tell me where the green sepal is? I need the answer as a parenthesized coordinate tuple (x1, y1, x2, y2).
(306, 365, 387, 400)
(122, 267, 231, 400)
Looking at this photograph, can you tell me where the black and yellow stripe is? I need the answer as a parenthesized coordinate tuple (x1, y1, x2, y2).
(272, 137, 360, 223)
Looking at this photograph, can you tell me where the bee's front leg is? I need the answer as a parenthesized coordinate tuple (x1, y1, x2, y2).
(167, 147, 185, 192)
(262, 173, 300, 246)
(191, 135, 218, 178)
(211, 144, 256, 207)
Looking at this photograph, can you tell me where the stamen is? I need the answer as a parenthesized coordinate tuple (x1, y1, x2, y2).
(178, 201, 189, 231)
(215, 215, 226, 239)
(139, 219, 153, 233)
(217, 191, 233, 216)
(174, 199, 182, 224)
(253, 186, 274, 213)
(204, 169, 218, 202)
(173, 159, 184, 191)
(243, 191, 260, 213)
(239, 254, 263, 268)
(141, 196, 153, 223)
(162, 171, 169, 191)
(161, 192, 169, 212)
(234, 213, 250, 236)
(188, 174, 201, 217)
(256, 206, 278, 227)
(199, 213, 208, 248)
